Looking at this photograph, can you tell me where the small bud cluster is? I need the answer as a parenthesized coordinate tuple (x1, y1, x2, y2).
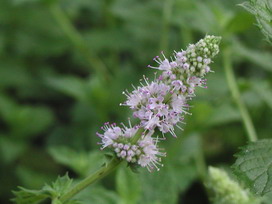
(207, 167, 260, 204)
(98, 35, 221, 171)
(96, 122, 165, 171)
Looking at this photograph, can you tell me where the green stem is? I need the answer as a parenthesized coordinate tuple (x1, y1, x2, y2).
(49, 3, 111, 81)
(58, 127, 145, 202)
(160, 0, 175, 51)
(223, 48, 258, 142)
(131, 127, 145, 144)
(59, 158, 122, 202)
(194, 136, 207, 182)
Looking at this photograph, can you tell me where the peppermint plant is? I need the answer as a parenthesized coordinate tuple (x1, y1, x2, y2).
(13, 35, 221, 203)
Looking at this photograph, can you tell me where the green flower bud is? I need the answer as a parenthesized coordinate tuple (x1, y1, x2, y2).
(207, 166, 260, 204)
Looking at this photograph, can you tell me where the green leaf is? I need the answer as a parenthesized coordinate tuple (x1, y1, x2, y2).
(46, 76, 89, 102)
(0, 136, 26, 163)
(74, 185, 119, 204)
(11, 0, 44, 5)
(13, 174, 74, 203)
(49, 147, 105, 177)
(12, 187, 50, 204)
(0, 94, 54, 138)
(45, 173, 73, 198)
(240, 0, 272, 44)
(225, 11, 255, 34)
(252, 81, 272, 110)
(206, 104, 241, 126)
(233, 139, 272, 195)
(232, 40, 272, 72)
(116, 166, 141, 204)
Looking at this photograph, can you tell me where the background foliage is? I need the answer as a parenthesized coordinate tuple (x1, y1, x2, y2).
(0, 0, 272, 203)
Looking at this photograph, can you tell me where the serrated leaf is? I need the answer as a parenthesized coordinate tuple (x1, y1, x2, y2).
(240, 0, 272, 44)
(12, 187, 50, 204)
(233, 139, 272, 195)
(13, 174, 74, 203)
(45, 173, 73, 198)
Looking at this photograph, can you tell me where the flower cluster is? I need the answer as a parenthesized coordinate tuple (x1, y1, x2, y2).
(123, 79, 188, 137)
(98, 35, 221, 171)
(124, 35, 221, 137)
(96, 122, 165, 171)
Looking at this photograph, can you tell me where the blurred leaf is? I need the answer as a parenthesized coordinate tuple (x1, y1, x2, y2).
(262, 192, 272, 204)
(173, 0, 233, 34)
(233, 139, 272, 195)
(240, 0, 272, 43)
(171, 133, 200, 191)
(0, 94, 54, 138)
(232, 40, 272, 72)
(11, 0, 43, 5)
(0, 61, 32, 88)
(207, 104, 241, 126)
(46, 76, 89, 102)
(16, 166, 55, 189)
(116, 166, 141, 204)
(139, 166, 179, 204)
(74, 185, 119, 204)
(0, 136, 26, 163)
(190, 101, 213, 127)
(138, 134, 198, 204)
(252, 81, 272, 110)
(49, 146, 105, 177)
(225, 11, 255, 34)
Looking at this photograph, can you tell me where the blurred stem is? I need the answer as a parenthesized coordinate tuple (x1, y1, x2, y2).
(49, 3, 111, 81)
(58, 127, 144, 202)
(160, 0, 175, 52)
(59, 157, 122, 202)
(194, 136, 207, 182)
(223, 48, 258, 142)
(181, 28, 193, 47)
(131, 127, 145, 144)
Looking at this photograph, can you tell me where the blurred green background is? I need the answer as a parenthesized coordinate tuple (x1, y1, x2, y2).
(0, 0, 272, 203)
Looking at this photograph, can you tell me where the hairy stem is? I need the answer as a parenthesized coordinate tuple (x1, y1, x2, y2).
(59, 127, 145, 202)
(223, 48, 258, 142)
(49, 3, 111, 81)
(59, 158, 122, 202)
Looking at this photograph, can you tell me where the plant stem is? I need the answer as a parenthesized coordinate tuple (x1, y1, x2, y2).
(49, 3, 111, 81)
(58, 127, 145, 202)
(59, 158, 122, 202)
(223, 48, 258, 142)
(131, 127, 145, 144)
(160, 0, 175, 51)
(194, 136, 207, 182)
